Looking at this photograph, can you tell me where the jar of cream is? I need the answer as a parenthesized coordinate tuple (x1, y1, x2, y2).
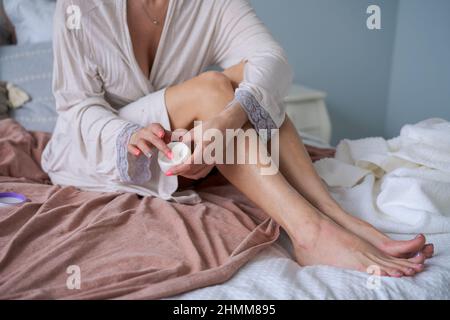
(158, 142, 192, 175)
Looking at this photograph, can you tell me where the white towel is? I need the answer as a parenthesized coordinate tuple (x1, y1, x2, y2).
(314, 158, 371, 188)
(391, 118, 450, 173)
(314, 118, 450, 234)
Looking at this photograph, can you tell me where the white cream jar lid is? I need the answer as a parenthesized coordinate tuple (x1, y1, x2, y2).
(158, 142, 191, 174)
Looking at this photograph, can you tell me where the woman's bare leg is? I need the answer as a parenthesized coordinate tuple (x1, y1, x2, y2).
(165, 71, 426, 276)
(274, 118, 433, 258)
(221, 63, 433, 260)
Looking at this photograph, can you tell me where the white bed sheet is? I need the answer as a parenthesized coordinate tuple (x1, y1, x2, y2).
(173, 231, 450, 300)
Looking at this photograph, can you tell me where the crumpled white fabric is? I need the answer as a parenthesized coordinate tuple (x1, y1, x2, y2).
(314, 118, 450, 234)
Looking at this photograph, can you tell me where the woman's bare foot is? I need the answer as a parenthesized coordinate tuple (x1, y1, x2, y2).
(321, 205, 434, 261)
(292, 218, 426, 277)
(337, 213, 434, 261)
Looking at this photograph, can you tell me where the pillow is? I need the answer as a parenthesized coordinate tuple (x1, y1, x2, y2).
(4, 0, 55, 45)
(0, 42, 57, 132)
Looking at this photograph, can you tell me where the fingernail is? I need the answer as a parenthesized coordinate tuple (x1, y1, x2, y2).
(135, 150, 141, 156)
(167, 151, 173, 160)
(166, 171, 173, 177)
(415, 252, 422, 257)
(145, 151, 153, 159)
(159, 131, 165, 138)
(415, 264, 425, 271)
(415, 234, 422, 239)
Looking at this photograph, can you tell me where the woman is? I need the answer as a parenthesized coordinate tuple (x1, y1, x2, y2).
(42, 0, 433, 277)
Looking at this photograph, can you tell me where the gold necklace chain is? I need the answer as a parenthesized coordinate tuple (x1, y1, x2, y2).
(140, 0, 163, 26)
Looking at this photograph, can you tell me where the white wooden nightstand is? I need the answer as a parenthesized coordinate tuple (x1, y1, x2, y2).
(284, 84, 332, 144)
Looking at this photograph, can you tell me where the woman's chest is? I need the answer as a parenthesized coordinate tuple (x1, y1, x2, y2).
(126, 0, 165, 80)
(91, 0, 218, 108)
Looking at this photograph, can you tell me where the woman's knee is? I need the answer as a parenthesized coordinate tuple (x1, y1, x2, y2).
(194, 71, 235, 119)
(196, 71, 234, 101)
(166, 71, 235, 128)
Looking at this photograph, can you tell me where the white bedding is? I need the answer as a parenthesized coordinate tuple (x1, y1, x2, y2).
(173, 232, 450, 299)
(174, 119, 450, 300)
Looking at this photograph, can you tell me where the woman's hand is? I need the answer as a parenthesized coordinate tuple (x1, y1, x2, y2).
(168, 103, 248, 179)
(166, 117, 224, 179)
(128, 123, 173, 160)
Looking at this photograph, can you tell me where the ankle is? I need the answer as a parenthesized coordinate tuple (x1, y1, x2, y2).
(284, 212, 324, 248)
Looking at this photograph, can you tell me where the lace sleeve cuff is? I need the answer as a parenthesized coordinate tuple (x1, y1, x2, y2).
(235, 89, 278, 142)
(116, 123, 152, 185)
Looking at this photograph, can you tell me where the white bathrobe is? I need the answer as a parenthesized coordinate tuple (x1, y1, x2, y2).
(42, 0, 293, 203)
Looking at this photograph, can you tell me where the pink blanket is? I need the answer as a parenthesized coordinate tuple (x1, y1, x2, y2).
(0, 119, 280, 299)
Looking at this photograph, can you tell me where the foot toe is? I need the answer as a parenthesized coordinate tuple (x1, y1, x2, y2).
(383, 234, 426, 258)
(404, 267, 416, 276)
(409, 252, 426, 264)
(422, 244, 434, 258)
(391, 257, 425, 273)
(386, 268, 403, 278)
(383, 258, 420, 276)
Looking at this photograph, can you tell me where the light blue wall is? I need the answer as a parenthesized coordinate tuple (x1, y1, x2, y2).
(385, 0, 450, 137)
(251, 0, 399, 144)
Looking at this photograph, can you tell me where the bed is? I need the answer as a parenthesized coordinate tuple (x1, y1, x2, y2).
(1, 31, 449, 301)
(1, 115, 449, 301)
